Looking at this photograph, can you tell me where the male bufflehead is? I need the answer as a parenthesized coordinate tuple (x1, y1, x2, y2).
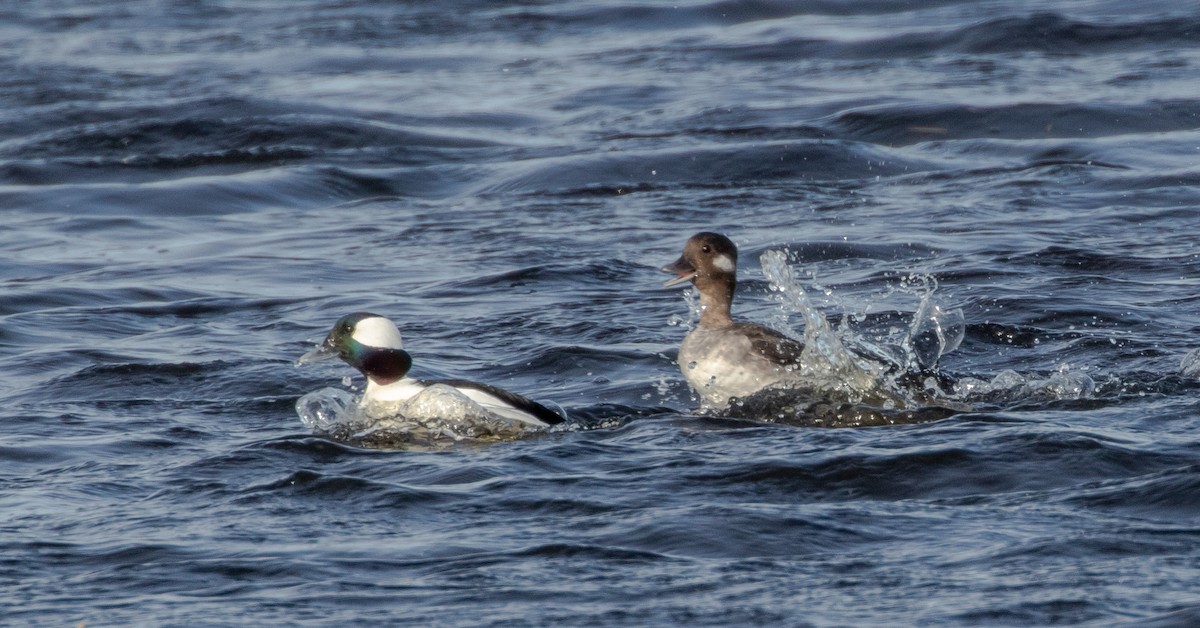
(299, 312, 564, 427)
(662, 232, 810, 408)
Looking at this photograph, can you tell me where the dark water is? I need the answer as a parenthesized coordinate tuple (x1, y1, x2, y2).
(4, 1, 1200, 625)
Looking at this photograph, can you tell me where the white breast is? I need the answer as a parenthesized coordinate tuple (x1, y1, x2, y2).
(678, 326, 797, 409)
(364, 377, 425, 403)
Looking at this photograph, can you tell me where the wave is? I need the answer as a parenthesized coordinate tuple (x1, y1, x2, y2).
(700, 12, 1200, 62)
(482, 140, 942, 196)
(834, 100, 1200, 146)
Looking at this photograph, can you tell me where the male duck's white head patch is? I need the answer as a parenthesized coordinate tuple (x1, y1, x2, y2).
(353, 316, 404, 350)
(713, 253, 736, 273)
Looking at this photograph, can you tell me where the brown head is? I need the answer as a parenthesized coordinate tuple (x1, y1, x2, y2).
(662, 232, 738, 325)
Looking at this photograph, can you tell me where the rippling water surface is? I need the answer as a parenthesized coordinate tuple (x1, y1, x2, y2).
(4, 1, 1200, 625)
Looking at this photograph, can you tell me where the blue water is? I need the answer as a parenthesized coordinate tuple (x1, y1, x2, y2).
(4, 1, 1200, 625)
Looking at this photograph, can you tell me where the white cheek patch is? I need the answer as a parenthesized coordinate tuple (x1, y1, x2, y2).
(713, 254, 736, 273)
(353, 317, 404, 349)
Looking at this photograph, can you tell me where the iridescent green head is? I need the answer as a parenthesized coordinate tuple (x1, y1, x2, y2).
(299, 312, 411, 384)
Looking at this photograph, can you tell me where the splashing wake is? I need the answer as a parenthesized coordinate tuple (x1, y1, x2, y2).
(696, 249, 965, 425)
(295, 385, 548, 447)
(713, 248, 1108, 425)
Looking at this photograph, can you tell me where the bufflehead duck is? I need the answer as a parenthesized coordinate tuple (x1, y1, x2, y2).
(299, 312, 564, 427)
(662, 232, 809, 408)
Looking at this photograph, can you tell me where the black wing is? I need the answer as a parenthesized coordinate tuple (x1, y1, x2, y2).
(732, 322, 806, 367)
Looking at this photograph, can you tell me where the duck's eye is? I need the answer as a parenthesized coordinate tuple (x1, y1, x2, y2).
(701, 245, 711, 253)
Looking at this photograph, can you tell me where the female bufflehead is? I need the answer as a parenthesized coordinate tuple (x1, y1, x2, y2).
(662, 232, 809, 408)
(299, 312, 564, 427)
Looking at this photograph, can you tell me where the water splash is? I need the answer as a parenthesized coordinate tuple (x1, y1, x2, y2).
(754, 250, 1105, 411)
(1181, 349, 1200, 379)
(644, 371, 685, 405)
(903, 275, 965, 371)
(951, 364, 1097, 403)
(667, 286, 700, 329)
(730, 248, 987, 419)
(296, 386, 362, 432)
(829, 273, 966, 383)
(759, 249, 891, 401)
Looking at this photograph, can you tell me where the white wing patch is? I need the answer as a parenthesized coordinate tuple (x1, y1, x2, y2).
(456, 387, 548, 426)
(713, 254, 736, 273)
(353, 316, 404, 349)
